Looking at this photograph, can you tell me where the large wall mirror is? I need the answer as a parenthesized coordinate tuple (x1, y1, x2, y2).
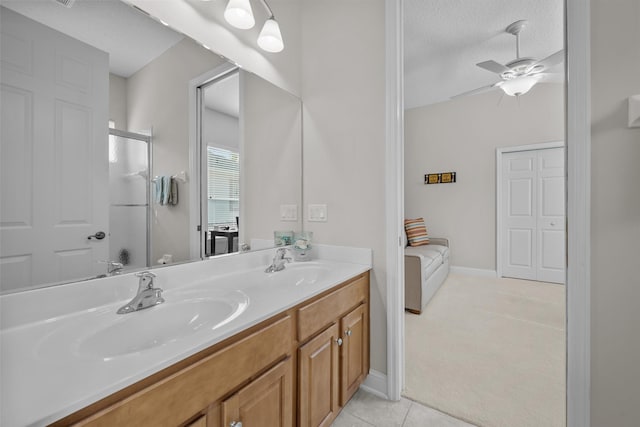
(0, 0, 302, 294)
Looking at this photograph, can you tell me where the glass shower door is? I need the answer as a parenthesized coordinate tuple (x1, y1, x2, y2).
(108, 129, 151, 271)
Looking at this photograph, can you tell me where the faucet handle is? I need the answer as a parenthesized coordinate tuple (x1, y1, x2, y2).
(135, 271, 156, 278)
(99, 260, 124, 275)
(135, 271, 157, 289)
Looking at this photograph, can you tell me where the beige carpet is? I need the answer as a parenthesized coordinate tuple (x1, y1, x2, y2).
(404, 273, 566, 427)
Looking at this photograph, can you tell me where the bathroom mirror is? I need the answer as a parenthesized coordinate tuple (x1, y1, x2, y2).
(0, 0, 302, 294)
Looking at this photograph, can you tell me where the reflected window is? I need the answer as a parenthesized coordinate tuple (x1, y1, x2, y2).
(207, 146, 239, 229)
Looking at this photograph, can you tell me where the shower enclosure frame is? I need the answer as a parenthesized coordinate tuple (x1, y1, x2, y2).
(108, 128, 153, 269)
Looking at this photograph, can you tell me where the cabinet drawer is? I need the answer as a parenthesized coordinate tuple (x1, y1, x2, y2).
(75, 315, 292, 427)
(298, 274, 368, 343)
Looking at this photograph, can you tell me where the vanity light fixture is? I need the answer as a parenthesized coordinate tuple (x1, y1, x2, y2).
(224, 0, 255, 30)
(257, 17, 284, 52)
(223, 0, 284, 53)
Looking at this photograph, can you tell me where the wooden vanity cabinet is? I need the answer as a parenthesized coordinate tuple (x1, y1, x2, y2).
(221, 358, 293, 427)
(62, 316, 293, 427)
(297, 274, 370, 427)
(298, 323, 341, 427)
(58, 272, 369, 427)
(339, 303, 368, 406)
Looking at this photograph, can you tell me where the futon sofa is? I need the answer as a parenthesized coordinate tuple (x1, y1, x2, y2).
(404, 238, 450, 314)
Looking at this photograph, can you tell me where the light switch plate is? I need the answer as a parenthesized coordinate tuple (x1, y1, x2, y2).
(308, 204, 327, 222)
(280, 204, 298, 221)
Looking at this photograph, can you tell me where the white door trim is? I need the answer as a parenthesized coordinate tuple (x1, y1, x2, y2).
(387, 2, 591, 427)
(565, 0, 591, 425)
(385, 0, 404, 401)
(188, 62, 238, 260)
(496, 141, 565, 279)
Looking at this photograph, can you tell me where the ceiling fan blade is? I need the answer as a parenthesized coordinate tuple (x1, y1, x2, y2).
(476, 60, 510, 74)
(451, 83, 501, 99)
(533, 72, 564, 83)
(533, 49, 565, 70)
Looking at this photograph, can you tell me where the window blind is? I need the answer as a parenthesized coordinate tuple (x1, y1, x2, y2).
(207, 146, 239, 227)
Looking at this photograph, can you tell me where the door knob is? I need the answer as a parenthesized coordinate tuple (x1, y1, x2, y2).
(87, 231, 106, 240)
(550, 222, 556, 226)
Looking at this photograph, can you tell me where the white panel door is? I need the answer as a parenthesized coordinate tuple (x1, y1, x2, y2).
(0, 8, 109, 292)
(501, 151, 538, 280)
(500, 147, 565, 284)
(537, 147, 566, 283)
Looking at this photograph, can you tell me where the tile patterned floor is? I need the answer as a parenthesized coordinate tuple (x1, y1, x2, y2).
(331, 389, 477, 427)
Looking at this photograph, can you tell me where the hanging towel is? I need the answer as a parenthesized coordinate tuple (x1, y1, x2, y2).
(161, 175, 170, 205)
(153, 177, 162, 204)
(168, 177, 179, 206)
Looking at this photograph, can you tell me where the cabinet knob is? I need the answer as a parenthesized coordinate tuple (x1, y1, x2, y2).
(336, 337, 343, 346)
(230, 422, 243, 427)
(345, 329, 352, 337)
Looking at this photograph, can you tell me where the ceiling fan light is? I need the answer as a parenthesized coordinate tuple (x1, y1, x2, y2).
(500, 75, 539, 97)
(258, 18, 284, 53)
(224, 0, 255, 30)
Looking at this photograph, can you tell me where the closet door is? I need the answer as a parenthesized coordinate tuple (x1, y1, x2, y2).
(536, 148, 565, 283)
(501, 150, 538, 281)
(500, 147, 565, 284)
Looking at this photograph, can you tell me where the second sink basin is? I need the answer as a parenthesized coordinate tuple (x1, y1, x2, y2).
(268, 262, 331, 286)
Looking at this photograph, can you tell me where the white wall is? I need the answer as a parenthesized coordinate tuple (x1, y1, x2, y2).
(300, 0, 387, 373)
(405, 83, 565, 270)
(241, 70, 302, 245)
(127, 38, 228, 264)
(203, 108, 239, 151)
(590, 0, 640, 425)
(108, 73, 127, 130)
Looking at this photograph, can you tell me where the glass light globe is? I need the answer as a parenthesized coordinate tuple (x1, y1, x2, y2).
(500, 75, 539, 96)
(224, 0, 255, 30)
(258, 18, 284, 53)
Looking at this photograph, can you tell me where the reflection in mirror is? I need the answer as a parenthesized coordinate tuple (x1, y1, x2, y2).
(0, 0, 302, 293)
(200, 70, 241, 257)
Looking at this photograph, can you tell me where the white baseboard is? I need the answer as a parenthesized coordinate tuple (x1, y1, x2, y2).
(450, 266, 497, 278)
(360, 369, 389, 400)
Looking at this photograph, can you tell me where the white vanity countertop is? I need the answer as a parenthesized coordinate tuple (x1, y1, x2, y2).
(0, 245, 372, 427)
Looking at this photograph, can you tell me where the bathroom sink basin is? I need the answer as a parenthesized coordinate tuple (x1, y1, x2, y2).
(271, 262, 331, 286)
(37, 292, 248, 361)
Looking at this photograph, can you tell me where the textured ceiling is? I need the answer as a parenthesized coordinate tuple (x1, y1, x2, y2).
(404, 0, 565, 109)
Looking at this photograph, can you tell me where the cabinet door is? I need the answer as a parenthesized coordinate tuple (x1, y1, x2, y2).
(221, 358, 293, 427)
(298, 323, 340, 427)
(340, 304, 368, 406)
(185, 414, 207, 427)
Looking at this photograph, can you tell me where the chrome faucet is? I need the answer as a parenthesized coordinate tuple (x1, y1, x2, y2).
(265, 248, 292, 273)
(94, 260, 124, 278)
(103, 260, 124, 276)
(117, 271, 165, 314)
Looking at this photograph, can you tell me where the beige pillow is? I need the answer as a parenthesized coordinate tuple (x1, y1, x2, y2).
(404, 218, 430, 246)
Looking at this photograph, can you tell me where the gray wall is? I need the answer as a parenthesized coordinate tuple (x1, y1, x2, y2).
(241, 70, 302, 245)
(300, 0, 387, 373)
(126, 38, 227, 264)
(108, 73, 127, 130)
(203, 108, 238, 151)
(590, 0, 640, 425)
(404, 83, 565, 270)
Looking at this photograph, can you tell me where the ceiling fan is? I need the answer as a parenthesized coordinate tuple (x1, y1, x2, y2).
(453, 20, 564, 98)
